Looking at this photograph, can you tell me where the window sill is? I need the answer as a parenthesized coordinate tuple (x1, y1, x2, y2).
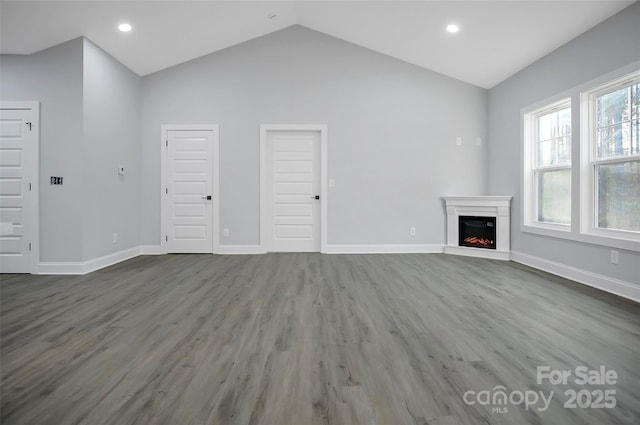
(522, 222, 571, 237)
(522, 223, 640, 252)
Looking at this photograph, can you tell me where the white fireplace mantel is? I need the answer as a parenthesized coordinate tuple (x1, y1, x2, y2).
(443, 196, 512, 260)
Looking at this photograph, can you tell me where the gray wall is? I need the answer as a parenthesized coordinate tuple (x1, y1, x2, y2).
(82, 39, 141, 261)
(0, 37, 142, 263)
(0, 39, 84, 262)
(3, 8, 634, 287)
(488, 3, 640, 284)
(141, 25, 488, 247)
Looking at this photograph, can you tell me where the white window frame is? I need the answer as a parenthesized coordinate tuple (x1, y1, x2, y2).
(580, 70, 640, 247)
(522, 97, 572, 234)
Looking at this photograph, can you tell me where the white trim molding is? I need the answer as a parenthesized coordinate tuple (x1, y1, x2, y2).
(521, 97, 572, 234)
(38, 261, 85, 275)
(324, 244, 444, 254)
(517, 62, 640, 253)
(39, 246, 142, 275)
(160, 124, 221, 254)
(260, 124, 328, 253)
(217, 245, 264, 255)
(140, 245, 163, 255)
(512, 251, 640, 303)
(579, 69, 640, 250)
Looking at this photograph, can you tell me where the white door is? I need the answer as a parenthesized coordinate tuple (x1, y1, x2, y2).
(164, 129, 214, 253)
(267, 130, 320, 252)
(0, 103, 39, 273)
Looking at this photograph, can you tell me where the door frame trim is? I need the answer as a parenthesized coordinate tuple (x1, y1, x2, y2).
(0, 101, 40, 273)
(160, 124, 220, 254)
(259, 124, 328, 253)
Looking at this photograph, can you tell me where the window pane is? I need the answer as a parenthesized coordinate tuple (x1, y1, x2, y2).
(538, 136, 571, 166)
(558, 107, 572, 136)
(536, 105, 571, 168)
(597, 161, 640, 232)
(537, 169, 571, 224)
(597, 86, 630, 128)
(596, 121, 633, 158)
(538, 107, 571, 142)
(596, 82, 640, 159)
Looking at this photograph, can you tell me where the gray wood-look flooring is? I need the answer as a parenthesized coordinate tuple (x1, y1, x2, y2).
(1, 253, 639, 425)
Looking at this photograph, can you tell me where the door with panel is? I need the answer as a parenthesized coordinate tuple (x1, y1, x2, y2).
(267, 130, 320, 252)
(164, 129, 214, 253)
(0, 104, 38, 273)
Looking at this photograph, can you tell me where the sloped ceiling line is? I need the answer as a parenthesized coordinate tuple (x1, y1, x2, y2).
(0, 1, 633, 88)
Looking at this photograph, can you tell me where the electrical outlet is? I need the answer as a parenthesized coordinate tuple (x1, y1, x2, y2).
(409, 227, 416, 236)
(223, 228, 229, 237)
(610, 250, 619, 265)
(329, 179, 335, 188)
(112, 233, 118, 244)
(455, 137, 462, 146)
(476, 137, 482, 146)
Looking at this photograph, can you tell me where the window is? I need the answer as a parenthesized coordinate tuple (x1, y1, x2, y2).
(523, 98, 572, 231)
(522, 67, 639, 250)
(582, 71, 640, 241)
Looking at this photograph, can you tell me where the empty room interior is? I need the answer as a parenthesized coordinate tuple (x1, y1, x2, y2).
(1, 1, 639, 424)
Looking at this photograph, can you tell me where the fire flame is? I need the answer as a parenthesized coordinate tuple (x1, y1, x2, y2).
(463, 237, 494, 247)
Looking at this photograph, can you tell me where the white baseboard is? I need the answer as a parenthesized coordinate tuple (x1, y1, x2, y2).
(323, 244, 444, 254)
(140, 245, 162, 255)
(217, 244, 443, 255)
(511, 251, 640, 303)
(39, 246, 141, 275)
(217, 245, 264, 255)
(444, 245, 511, 260)
(38, 261, 86, 275)
(83, 247, 141, 274)
(37, 244, 264, 275)
(34, 245, 638, 304)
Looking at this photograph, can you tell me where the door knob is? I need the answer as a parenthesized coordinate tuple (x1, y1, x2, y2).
(202, 195, 212, 200)
(310, 195, 320, 200)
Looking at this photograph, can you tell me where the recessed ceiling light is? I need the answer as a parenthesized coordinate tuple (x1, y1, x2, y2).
(118, 23, 132, 33)
(446, 24, 459, 34)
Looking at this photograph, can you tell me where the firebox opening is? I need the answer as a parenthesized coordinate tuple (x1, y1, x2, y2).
(459, 216, 496, 249)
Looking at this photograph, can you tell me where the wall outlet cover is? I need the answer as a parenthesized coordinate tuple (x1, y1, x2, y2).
(610, 250, 619, 264)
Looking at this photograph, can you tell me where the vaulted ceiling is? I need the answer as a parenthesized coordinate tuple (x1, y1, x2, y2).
(0, 1, 634, 88)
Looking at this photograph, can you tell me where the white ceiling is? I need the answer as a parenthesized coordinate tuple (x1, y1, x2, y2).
(0, 1, 634, 88)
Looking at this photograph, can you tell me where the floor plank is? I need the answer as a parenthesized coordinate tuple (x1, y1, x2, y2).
(1, 253, 639, 424)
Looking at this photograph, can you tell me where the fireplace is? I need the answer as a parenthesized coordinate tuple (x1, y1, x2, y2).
(459, 216, 496, 249)
(443, 196, 512, 260)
